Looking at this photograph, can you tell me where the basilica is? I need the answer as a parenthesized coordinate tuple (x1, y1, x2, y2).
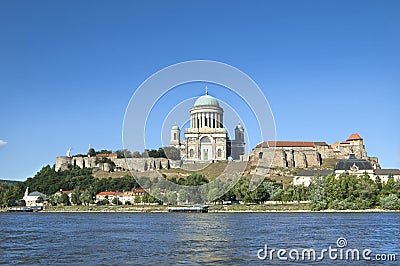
(170, 87, 245, 161)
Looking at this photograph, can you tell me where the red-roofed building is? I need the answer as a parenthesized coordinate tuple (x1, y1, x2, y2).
(95, 190, 146, 205)
(250, 133, 372, 169)
(346, 133, 363, 141)
(96, 191, 118, 203)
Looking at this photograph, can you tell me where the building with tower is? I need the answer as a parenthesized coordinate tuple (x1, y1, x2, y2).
(170, 87, 245, 161)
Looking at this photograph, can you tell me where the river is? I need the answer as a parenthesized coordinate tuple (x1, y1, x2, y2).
(0, 212, 399, 265)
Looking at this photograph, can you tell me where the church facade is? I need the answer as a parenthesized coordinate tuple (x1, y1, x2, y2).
(170, 88, 245, 161)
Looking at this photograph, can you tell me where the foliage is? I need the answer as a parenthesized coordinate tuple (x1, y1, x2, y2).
(308, 173, 399, 210)
(308, 175, 328, 210)
(112, 197, 122, 205)
(380, 194, 400, 210)
(177, 173, 208, 186)
(2, 162, 399, 210)
(87, 148, 96, 157)
(163, 146, 181, 160)
(70, 188, 82, 205)
(96, 150, 112, 154)
(95, 157, 114, 164)
(0, 182, 24, 207)
(146, 148, 166, 158)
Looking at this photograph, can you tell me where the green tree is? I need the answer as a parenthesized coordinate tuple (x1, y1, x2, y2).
(134, 195, 141, 204)
(308, 175, 328, 211)
(112, 197, 122, 205)
(166, 191, 177, 204)
(178, 189, 188, 204)
(163, 146, 181, 160)
(81, 188, 94, 205)
(132, 151, 141, 158)
(36, 196, 43, 203)
(70, 188, 82, 205)
(87, 148, 96, 157)
(380, 194, 400, 210)
(59, 193, 70, 206)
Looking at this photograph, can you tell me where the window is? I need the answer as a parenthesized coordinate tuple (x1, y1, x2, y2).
(217, 148, 222, 157)
(174, 132, 177, 140)
(259, 152, 263, 159)
(200, 136, 211, 143)
(189, 149, 194, 158)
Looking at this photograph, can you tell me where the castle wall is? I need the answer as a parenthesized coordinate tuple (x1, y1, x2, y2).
(249, 144, 348, 170)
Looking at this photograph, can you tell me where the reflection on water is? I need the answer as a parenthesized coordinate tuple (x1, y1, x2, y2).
(0, 212, 399, 265)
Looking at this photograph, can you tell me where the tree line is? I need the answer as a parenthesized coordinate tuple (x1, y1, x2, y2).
(1, 165, 399, 210)
(308, 173, 400, 210)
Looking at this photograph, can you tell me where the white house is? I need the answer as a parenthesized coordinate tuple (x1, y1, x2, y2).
(23, 187, 46, 207)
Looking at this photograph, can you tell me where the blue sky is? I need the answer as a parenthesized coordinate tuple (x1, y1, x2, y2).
(0, 0, 399, 181)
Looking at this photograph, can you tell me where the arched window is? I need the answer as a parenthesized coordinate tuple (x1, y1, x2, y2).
(174, 132, 177, 140)
(217, 148, 222, 158)
(189, 149, 194, 158)
(258, 152, 263, 159)
(200, 136, 211, 143)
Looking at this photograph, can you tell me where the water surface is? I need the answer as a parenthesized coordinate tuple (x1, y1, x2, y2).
(0, 212, 399, 265)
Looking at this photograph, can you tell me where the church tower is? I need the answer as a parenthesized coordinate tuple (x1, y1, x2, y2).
(170, 125, 180, 148)
(235, 122, 245, 142)
(230, 122, 245, 160)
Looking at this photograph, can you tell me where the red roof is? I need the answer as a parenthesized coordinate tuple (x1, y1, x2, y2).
(97, 191, 117, 196)
(346, 133, 363, 141)
(256, 141, 317, 148)
(96, 153, 118, 158)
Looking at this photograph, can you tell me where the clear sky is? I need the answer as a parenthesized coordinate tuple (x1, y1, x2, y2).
(0, 0, 399, 181)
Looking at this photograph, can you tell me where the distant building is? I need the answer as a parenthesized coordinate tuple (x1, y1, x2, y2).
(170, 87, 245, 161)
(95, 191, 117, 204)
(374, 169, 400, 183)
(334, 154, 374, 177)
(23, 187, 46, 207)
(95, 189, 145, 204)
(57, 189, 84, 205)
(293, 170, 334, 186)
(293, 154, 399, 186)
(251, 133, 379, 170)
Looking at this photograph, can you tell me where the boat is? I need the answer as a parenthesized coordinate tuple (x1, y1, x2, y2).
(7, 207, 34, 212)
(168, 205, 209, 213)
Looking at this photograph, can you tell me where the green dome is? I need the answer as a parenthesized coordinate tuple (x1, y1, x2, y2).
(171, 125, 180, 130)
(194, 95, 220, 107)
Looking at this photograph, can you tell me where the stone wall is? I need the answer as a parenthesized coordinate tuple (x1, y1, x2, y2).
(55, 156, 181, 173)
(249, 148, 323, 170)
(248, 138, 369, 170)
(55, 156, 96, 171)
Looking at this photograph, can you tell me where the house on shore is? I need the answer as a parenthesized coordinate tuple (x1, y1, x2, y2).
(293, 154, 400, 186)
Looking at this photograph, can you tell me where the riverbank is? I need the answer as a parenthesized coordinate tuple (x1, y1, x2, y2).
(5, 203, 395, 213)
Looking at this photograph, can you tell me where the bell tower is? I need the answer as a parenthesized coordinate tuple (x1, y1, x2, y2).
(170, 125, 180, 148)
